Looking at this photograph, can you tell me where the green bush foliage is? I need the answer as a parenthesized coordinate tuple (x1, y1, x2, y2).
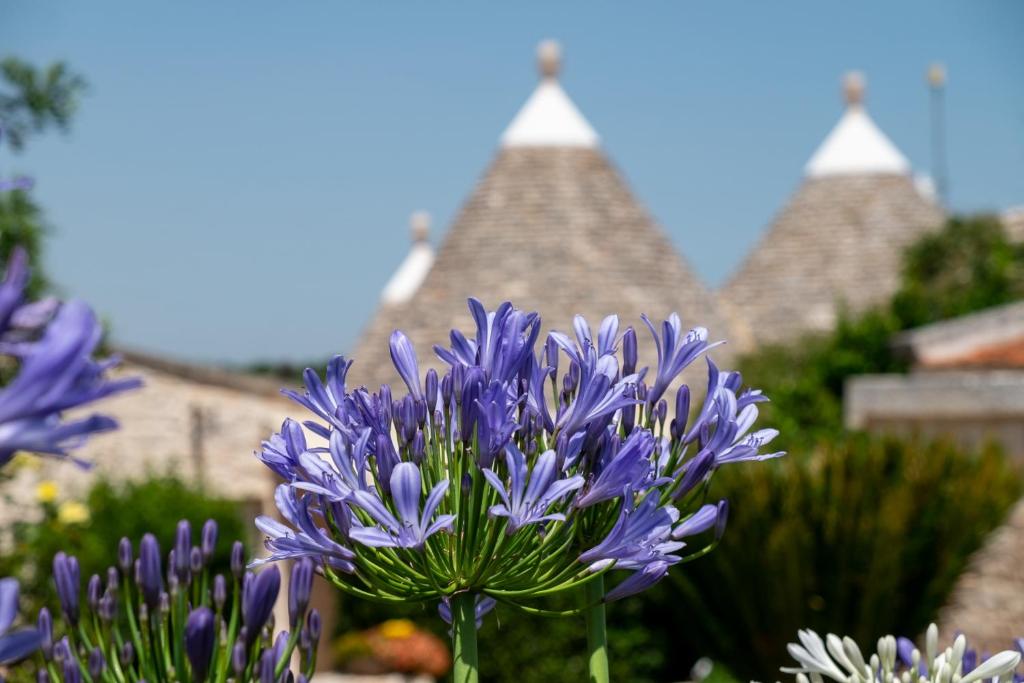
(654, 435, 1022, 680)
(739, 214, 1024, 445)
(0, 474, 250, 614)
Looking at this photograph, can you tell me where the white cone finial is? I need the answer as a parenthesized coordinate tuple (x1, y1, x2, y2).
(537, 40, 561, 79)
(410, 211, 430, 243)
(500, 40, 598, 148)
(381, 211, 435, 305)
(844, 71, 865, 106)
(805, 70, 910, 177)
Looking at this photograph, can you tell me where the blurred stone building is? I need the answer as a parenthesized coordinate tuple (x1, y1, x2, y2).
(722, 72, 944, 350)
(349, 40, 732, 390)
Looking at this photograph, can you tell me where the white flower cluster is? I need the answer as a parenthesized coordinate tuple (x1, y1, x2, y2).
(780, 624, 1022, 683)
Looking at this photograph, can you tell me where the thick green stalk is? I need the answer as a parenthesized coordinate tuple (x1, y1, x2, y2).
(584, 575, 610, 683)
(451, 593, 479, 683)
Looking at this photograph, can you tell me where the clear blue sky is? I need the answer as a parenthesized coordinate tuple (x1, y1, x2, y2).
(2, 2, 1022, 363)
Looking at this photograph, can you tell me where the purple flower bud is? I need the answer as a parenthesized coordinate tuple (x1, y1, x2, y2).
(242, 565, 280, 638)
(87, 574, 102, 610)
(288, 558, 314, 627)
(185, 607, 216, 683)
(118, 538, 132, 572)
(670, 386, 690, 442)
(622, 327, 638, 377)
(451, 364, 465, 405)
(636, 381, 647, 403)
(231, 642, 247, 675)
(425, 369, 438, 409)
(656, 399, 668, 429)
(106, 567, 119, 592)
(674, 449, 714, 500)
(98, 592, 116, 622)
(37, 670, 49, 683)
(52, 552, 80, 625)
(63, 656, 82, 683)
(88, 647, 105, 678)
(307, 608, 321, 642)
(138, 534, 163, 610)
(53, 636, 71, 663)
(440, 372, 452, 407)
(230, 541, 245, 580)
(411, 430, 425, 463)
(545, 335, 559, 379)
(213, 574, 227, 611)
(620, 385, 636, 434)
(37, 608, 52, 660)
(159, 592, 170, 614)
(259, 648, 275, 683)
(201, 519, 218, 561)
(190, 546, 203, 574)
(120, 642, 134, 666)
(714, 499, 729, 540)
(174, 520, 192, 582)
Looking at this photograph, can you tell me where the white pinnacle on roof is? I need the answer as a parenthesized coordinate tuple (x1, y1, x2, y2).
(805, 71, 910, 178)
(500, 40, 599, 149)
(380, 212, 435, 306)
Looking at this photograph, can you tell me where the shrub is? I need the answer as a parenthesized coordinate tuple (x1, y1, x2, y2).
(0, 473, 250, 613)
(650, 434, 1022, 680)
(738, 214, 1024, 447)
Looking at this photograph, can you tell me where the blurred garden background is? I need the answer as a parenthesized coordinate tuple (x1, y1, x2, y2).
(2, 2, 1023, 681)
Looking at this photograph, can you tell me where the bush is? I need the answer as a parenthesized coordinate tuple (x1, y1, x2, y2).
(738, 214, 1024, 447)
(649, 434, 1022, 680)
(0, 473, 250, 614)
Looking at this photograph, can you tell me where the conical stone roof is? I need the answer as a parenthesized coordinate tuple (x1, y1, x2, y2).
(348, 42, 730, 390)
(721, 72, 944, 349)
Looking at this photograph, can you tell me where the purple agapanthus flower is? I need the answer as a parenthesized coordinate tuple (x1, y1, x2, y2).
(483, 445, 584, 533)
(348, 462, 454, 550)
(0, 577, 41, 664)
(254, 485, 355, 572)
(575, 429, 656, 508)
(641, 313, 719, 407)
(253, 297, 782, 621)
(0, 249, 140, 467)
(578, 493, 682, 573)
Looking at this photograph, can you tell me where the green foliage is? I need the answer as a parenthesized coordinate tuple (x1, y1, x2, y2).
(739, 214, 1024, 444)
(0, 56, 86, 293)
(654, 435, 1022, 680)
(0, 474, 249, 615)
(335, 589, 669, 683)
(893, 214, 1024, 328)
(0, 189, 47, 295)
(0, 57, 86, 152)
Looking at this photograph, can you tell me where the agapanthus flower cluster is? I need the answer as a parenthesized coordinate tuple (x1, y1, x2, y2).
(0, 247, 140, 468)
(783, 623, 1023, 683)
(34, 519, 320, 683)
(254, 298, 781, 618)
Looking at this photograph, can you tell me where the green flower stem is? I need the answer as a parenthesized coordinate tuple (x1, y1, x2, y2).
(584, 575, 610, 683)
(451, 593, 479, 683)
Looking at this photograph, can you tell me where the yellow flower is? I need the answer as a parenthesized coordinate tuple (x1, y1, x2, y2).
(378, 619, 416, 639)
(36, 481, 59, 504)
(57, 501, 90, 526)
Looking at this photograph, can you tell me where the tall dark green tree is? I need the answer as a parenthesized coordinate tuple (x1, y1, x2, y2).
(0, 57, 87, 295)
